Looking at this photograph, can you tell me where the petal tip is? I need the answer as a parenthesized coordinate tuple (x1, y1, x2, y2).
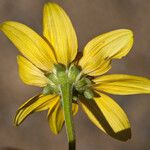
(0, 21, 7, 30)
(115, 28, 133, 38)
(0, 21, 15, 28)
(114, 128, 132, 142)
(44, 2, 59, 8)
(126, 29, 134, 38)
(123, 29, 134, 38)
(13, 116, 20, 127)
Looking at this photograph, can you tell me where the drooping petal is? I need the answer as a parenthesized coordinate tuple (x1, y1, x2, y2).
(17, 55, 49, 87)
(0, 21, 56, 71)
(93, 74, 150, 95)
(79, 29, 133, 76)
(48, 102, 78, 135)
(14, 94, 58, 126)
(43, 2, 78, 66)
(47, 101, 64, 135)
(80, 93, 131, 141)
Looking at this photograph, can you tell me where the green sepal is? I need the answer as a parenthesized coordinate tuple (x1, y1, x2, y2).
(53, 64, 67, 84)
(84, 88, 94, 99)
(75, 77, 91, 92)
(68, 64, 80, 83)
(72, 95, 78, 101)
(47, 73, 58, 85)
(42, 84, 59, 95)
(42, 84, 54, 95)
(53, 64, 66, 74)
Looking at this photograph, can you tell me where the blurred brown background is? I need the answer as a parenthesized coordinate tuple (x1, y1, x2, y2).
(0, 0, 150, 150)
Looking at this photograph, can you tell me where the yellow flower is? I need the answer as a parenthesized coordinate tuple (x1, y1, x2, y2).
(1, 2, 150, 149)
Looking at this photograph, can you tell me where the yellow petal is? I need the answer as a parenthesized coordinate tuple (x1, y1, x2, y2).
(80, 93, 131, 141)
(0, 21, 56, 71)
(72, 102, 78, 116)
(48, 101, 64, 135)
(14, 94, 58, 126)
(43, 2, 78, 66)
(17, 55, 49, 87)
(48, 101, 78, 135)
(35, 96, 60, 112)
(93, 74, 150, 95)
(79, 29, 133, 76)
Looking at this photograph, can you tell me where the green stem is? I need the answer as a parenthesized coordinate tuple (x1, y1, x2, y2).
(60, 77, 76, 150)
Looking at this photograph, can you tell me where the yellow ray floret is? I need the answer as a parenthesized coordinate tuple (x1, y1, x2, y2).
(0, 21, 56, 71)
(15, 94, 58, 126)
(17, 55, 49, 87)
(93, 74, 150, 95)
(48, 100, 65, 134)
(80, 92, 131, 141)
(48, 101, 78, 135)
(43, 3, 78, 66)
(79, 29, 133, 76)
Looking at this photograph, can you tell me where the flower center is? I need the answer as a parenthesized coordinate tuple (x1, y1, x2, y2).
(42, 64, 94, 100)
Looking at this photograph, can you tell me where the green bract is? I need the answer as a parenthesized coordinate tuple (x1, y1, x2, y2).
(43, 64, 94, 100)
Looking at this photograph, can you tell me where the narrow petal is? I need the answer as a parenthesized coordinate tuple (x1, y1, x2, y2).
(43, 2, 78, 66)
(0, 21, 56, 71)
(17, 55, 49, 87)
(80, 93, 131, 141)
(47, 101, 64, 135)
(48, 102, 78, 135)
(14, 94, 58, 126)
(93, 74, 150, 95)
(72, 102, 78, 116)
(79, 29, 133, 76)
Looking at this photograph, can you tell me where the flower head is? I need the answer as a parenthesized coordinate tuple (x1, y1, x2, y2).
(1, 2, 150, 148)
